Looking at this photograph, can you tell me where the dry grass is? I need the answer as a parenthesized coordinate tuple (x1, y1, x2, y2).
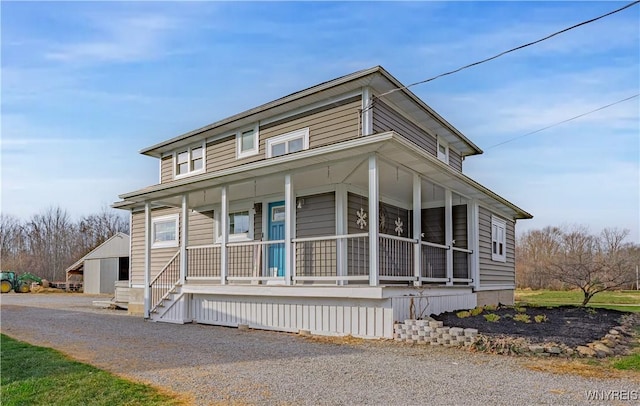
(522, 358, 640, 382)
(30, 286, 67, 294)
(300, 333, 369, 346)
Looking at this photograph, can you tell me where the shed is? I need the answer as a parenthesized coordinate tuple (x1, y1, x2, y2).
(66, 233, 130, 294)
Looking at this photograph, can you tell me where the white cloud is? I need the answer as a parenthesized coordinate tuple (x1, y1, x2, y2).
(44, 14, 179, 63)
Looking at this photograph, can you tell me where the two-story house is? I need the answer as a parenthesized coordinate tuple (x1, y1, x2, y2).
(114, 66, 532, 338)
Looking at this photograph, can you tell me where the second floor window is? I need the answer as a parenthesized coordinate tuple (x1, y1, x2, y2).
(266, 128, 309, 158)
(236, 125, 259, 159)
(175, 143, 205, 177)
(437, 139, 449, 164)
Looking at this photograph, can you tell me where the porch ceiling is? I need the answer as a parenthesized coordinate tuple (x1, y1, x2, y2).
(117, 132, 532, 219)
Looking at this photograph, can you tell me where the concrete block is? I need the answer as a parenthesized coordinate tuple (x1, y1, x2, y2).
(464, 328, 479, 337)
(449, 327, 464, 336)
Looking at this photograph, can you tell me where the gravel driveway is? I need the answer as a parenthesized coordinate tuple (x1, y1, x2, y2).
(1, 293, 638, 405)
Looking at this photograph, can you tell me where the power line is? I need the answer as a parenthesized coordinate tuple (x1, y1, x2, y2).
(485, 94, 640, 150)
(365, 0, 640, 110)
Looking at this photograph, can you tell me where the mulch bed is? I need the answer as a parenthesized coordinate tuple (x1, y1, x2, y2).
(434, 306, 627, 348)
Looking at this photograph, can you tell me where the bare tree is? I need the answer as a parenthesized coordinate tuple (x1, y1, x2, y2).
(516, 226, 562, 289)
(24, 207, 78, 281)
(1, 206, 130, 282)
(543, 226, 635, 306)
(0, 214, 27, 271)
(77, 206, 129, 254)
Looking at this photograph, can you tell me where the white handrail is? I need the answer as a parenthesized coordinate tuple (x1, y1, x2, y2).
(292, 233, 368, 243)
(379, 233, 417, 243)
(420, 241, 450, 250)
(451, 247, 473, 254)
(187, 244, 221, 250)
(227, 239, 285, 247)
(149, 250, 180, 286)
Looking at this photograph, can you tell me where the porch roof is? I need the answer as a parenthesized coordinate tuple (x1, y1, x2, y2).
(115, 132, 532, 220)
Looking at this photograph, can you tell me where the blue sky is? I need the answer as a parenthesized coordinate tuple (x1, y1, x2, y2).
(2, 1, 639, 241)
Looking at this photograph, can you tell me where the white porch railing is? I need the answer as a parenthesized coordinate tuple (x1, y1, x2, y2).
(379, 234, 415, 281)
(227, 240, 285, 281)
(149, 251, 180, 314)
(293, 233, 369, 282)
(183, 234, 472, 285)
(452, 246, 473, 283)
(420, 241, 449, 283)
(187, 244, 221, 279)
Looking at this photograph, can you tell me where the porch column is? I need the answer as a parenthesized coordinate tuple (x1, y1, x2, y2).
(362, 87, 373, 136)
(220, 185, 228, 285)
(368, 154, 379, 286)
(335, 184, 348, 285)
(445, 189, 453, 286)
(413, 173, 422, 286)
(180, 194, 188, 285)
(284, 174, 294, 285)
(144, 202, 151, 318)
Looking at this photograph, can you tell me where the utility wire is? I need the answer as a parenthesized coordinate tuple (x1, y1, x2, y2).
(485, 94, 640, 150)
(364, 0, 640, 111)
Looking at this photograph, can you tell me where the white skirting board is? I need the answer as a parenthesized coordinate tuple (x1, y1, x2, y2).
(188, 290, 476, 339)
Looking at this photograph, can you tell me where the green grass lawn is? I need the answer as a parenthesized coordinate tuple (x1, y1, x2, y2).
(515, 289, 640, 312)
(0, 334, 181, 406)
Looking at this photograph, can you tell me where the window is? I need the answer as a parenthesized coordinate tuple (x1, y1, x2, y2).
(491, 216, 506, 262)
(217, 207, 254, 242)
(152, 214, 179, 249)
(266, 128, 309, 158)
(229, 211, 250, 235)
(175, 143, 205, 178)
(236, 125, 259, 159)
(437, 139, 449, 164)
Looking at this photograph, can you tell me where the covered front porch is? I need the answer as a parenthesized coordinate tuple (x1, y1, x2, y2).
(117, 132, 526, 334)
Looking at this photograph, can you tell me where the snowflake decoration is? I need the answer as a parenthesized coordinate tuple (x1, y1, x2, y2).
(394, 217, 404, 236)
(356, 207, 367, 229)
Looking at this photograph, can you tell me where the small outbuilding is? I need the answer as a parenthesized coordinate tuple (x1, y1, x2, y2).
(66, 233, 130, 294)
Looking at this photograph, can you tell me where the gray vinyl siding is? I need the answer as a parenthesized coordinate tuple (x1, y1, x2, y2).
(373, 101, 463, 172)
(160, 155, 173, 183)
(422, 207, 445, 244)
(478, 207, 515, 287)
(296, 192, 336, 238)
(373, 101, 437, 156)
(452, 204, 468, 279)
(347, 192, 411, 237)
(205, 98, 361, 174)
(130, 207, 181, 286)
(295, 193, 336, 277)
(452, 204, 468, 249)
(449, 149, 463, 172)
(254, 203, 263, 240)
(348, 192, 369, 234)
(188, 210, 214, 246)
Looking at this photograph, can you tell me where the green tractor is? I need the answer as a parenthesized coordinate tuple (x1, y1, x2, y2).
(0, 271, 40, 293)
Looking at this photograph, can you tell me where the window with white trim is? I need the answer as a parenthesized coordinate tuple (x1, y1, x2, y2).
(175, 143, 205, 178)
(216, 207, 254, 242)
(266, 128, 309, 158)
(491, 216, 507, 262)
(229, 211, 250, 236)
(437, 139, 449, 164)
(236, 125, 259, 159)
(152, 214, 179, 249)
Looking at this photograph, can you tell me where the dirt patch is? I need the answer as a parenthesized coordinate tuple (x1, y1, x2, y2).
(434, 305, 627, 348)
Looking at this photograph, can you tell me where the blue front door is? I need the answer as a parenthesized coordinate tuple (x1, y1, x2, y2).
(268, 201, 285, 277)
